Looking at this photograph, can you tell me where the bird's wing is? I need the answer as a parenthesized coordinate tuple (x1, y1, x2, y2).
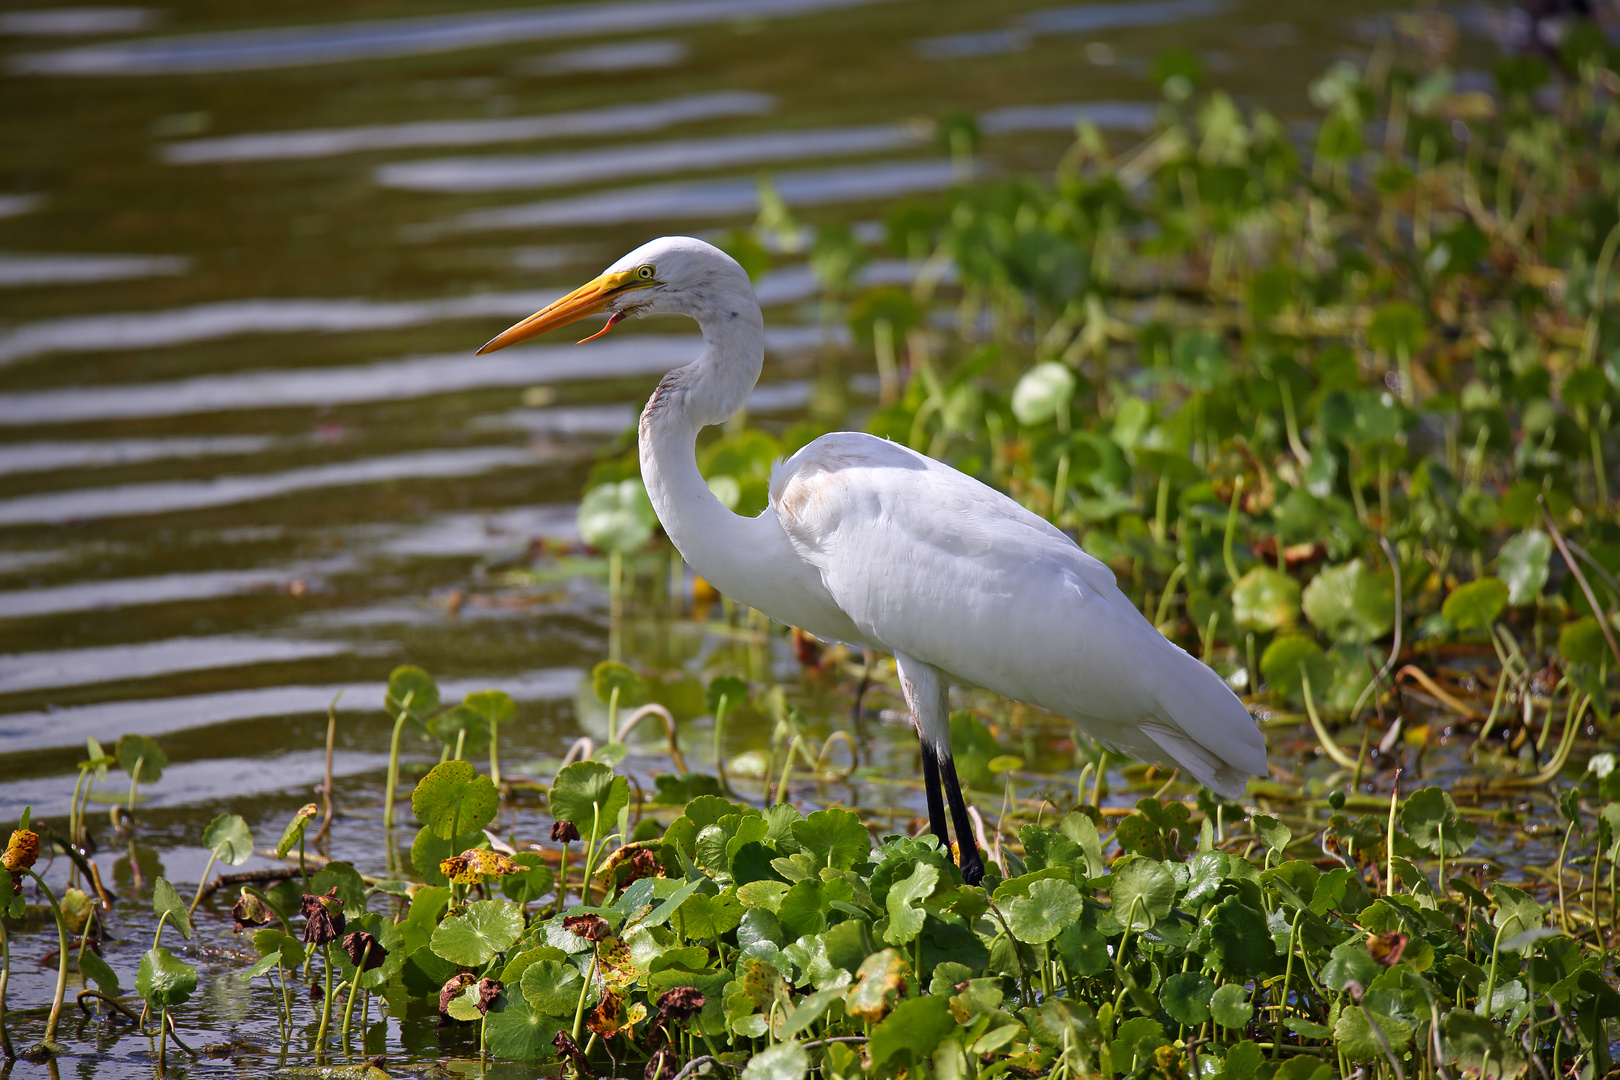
(771, 432, 1265, 798)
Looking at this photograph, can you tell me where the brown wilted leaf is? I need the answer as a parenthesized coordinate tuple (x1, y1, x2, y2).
(654, 986, 705, 1023)
(1367, 930, 1408, 967)
(552, 1029, 588, 1071)
(231, 889, 273, 934)
(846, 947, 908, 1023)
(438, 973, 475, 1017)
(563, 913, 611, 942)
(597, 935, 639, 990)
(551, 821, 581, 844)
(476, 977, 502, 1015)
(439, 854, 471, 883)
(341, 930, 387, 971)
(463, 848, 518, 878)
(587, 988, 627, 1037)
(300, 887, 345, 947)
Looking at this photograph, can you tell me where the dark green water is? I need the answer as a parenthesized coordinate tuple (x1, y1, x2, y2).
(0, 0, 1497, 1073)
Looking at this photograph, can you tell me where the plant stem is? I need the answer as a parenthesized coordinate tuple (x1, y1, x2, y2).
(18, 870, 71, 1049)
(340, 942, 370, 1046)
(314, 944, 335, 1060)
(128, 755, 144, 812)
(382, 690, 417, 829)
(714, 693, 733, 797)
(189, 847, 221, 917)
(0, 918, 12, 1060)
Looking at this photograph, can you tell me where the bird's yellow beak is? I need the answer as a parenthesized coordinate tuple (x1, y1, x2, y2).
(475, 269, 647, 355)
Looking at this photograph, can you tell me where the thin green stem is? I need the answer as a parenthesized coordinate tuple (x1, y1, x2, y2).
(340, 942, 370, 1046)
(188, 848, 221, 917)
(25, 870, 70, 1047)
(0, 918, 13, 1060)
(383, 690, 417, 829)
(314, 944, 335, 1060)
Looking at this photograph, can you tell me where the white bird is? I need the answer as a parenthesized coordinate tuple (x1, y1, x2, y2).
(478, 236, 1267, 883)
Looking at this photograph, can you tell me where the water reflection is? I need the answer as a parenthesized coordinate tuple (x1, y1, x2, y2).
(0, 7, 158, 36)
(0, 446, 538, 525)
(0, 669, 580, 756)
(0, 435, 269, 475)
(0, 635, 351, 695)
(375, 123, 924, 193)
(12, 0, 903, 75)
(162, 91, 772, 164)
(447, 158, 959, 231)
(0, 195, 43, 218)
(0, 564, 341, 619)
(0, 290, 558, 365)
(513, 38, 687, 75)
(915, 0, 1226, 57)
(0, 252, 189, 287)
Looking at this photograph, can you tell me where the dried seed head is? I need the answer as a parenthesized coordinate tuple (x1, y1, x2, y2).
(563, 913, 612, 942)
(341, 930, 388, 971)
(605, 846, 662, 886)
(645, 1046, 679, 1080)
(655, 985, 706, 1023)
(438, 973, 476, 1017)
(231, 889, 274, 934)
(551, 821, 581, 844)
(299, 887, 345, 947)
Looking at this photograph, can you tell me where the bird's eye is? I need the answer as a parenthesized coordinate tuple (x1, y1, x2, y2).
(635, 264, 656, 280)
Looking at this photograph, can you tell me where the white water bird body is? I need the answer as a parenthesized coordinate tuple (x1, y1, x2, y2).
(478, 236, 1267, 883)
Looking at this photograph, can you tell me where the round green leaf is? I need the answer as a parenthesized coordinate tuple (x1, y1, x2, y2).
(386, 665, 440, 723)
(202, 813, 254, 867)
(1259, 635, 1332, 705)
(1441, 578, 1508, 631)
(137, 946, 197, 1009)
(412, 760, 499, 840)
(1108, 855, 1174, 930)
(705, 674, 749, 716)
(1011, 362, 1077, 426)
(883, 862, 940, 946)
(1497, 530, 1551, 605)
(485, 990, 563, 1060)
(1207, 896, 1272, 978)
(547, 761, 629, 834)
(742, 1038, 809, 1080)
(254, 928, 306, 970)
(1007, 878, 1083, 944)
(591, 661, 646, 707)
(432, 705, 491, 755)
(1251, 814, 1292, 856)
(430, 899, 525, 967)
(309, 861, 368, 918)
(1209, 982, 1253, 1028)
(520, 958, 584, 1017)
(1302, 559, 1394, 644)
(151, 877, 192, 942)
(1367, 300, 1426, 355)
(463, 689, 516, 728)
(1401, 786, 1476, 857)
(577, 478, 655, 554)
(789, 808, 869, 871)
(1558, 617, 1607, 666)
(1161, 971, 1215, 1026)
(116, 733, 166, 784)
(1232, 567, 1300, 632)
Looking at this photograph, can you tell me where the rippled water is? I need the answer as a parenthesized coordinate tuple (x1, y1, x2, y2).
(0, 0, 1449, 1072)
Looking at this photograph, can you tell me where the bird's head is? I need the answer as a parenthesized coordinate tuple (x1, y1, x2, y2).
(475, 236, 754, 355)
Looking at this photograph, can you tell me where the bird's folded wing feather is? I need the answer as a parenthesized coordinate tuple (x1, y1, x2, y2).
(771, 432, 1265, 797)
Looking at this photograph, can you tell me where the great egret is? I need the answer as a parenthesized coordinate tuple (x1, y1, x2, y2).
(479, 236, 1266, 884)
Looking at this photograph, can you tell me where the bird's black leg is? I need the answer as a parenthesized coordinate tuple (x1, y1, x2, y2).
(918, 741, 950, 851)
(939, 753, 984, 885)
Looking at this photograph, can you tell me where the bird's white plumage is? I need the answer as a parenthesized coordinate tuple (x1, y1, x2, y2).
(591, 236, 1266, 800)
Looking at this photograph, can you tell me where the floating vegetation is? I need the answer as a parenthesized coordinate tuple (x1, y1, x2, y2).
(7, 28, 1620, 1079)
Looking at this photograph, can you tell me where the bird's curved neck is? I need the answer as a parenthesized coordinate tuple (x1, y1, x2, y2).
(637, 302, 777, 601)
